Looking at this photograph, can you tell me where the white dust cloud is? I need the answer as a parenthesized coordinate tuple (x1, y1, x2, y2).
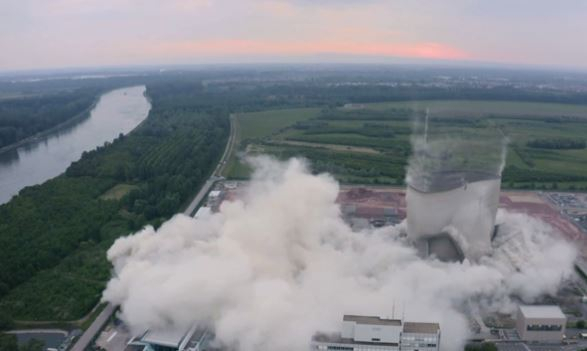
(103, 157, 576, 351)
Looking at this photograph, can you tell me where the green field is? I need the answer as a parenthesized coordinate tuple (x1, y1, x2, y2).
(99, 184, 138, 200)
(224, 108, 321, 178)
(364, 99, 587, 118)
(226, 100, 587, 189)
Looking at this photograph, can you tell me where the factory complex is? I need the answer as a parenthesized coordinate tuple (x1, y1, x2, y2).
(312, 315, 440, 351)
(96, 137, 587, 351)
(111, 306, 571, 351)
(124, 327, 210, 351)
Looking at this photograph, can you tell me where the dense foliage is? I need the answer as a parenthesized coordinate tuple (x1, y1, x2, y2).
(527, 137, 586, 149)
(0, 88, 99, 148)
(0, 81, 229, 321)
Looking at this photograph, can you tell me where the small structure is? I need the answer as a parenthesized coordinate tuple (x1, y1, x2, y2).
(206, 190, 224, 211)
(516, 305, 566, 343)
(194, 206, 212, 219)
(312, 315, 440, 351)
(127, 326, 209, 351)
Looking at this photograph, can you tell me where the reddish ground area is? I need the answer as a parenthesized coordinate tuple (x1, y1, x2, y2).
(218, 182, 587, 257)
(335, 186, 587, 258)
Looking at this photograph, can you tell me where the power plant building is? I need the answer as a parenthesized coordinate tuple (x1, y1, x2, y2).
(406, 171, 501, 261)
(312, 315, 440, 351)
(405, 128, 505, 262)
(127, 326, 210, 351)
(516, 305, 566, 343)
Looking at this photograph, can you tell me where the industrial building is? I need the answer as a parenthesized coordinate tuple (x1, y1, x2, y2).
(127, 326, 209, 351)
(406, 170, 501, 261)
(405, 126, 504, 262)
(515, 305, 566, 343)
(312, 315, 440, 351)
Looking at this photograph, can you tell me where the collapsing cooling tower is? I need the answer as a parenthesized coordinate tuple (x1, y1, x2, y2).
(406, 113, 505, 261)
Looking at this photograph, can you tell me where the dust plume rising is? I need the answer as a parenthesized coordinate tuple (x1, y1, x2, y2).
(103, 157, 576, 351)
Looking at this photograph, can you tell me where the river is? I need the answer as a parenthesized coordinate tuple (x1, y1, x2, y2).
(0, 86, 151, 205)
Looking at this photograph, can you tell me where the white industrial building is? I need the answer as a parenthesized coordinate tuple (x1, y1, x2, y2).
(516, 305, 566, 343)
(312, 315, 440, 351)
(127, 326, 209, 351)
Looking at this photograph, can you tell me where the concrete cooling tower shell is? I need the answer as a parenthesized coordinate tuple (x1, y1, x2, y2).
(406, 171, 501, 261)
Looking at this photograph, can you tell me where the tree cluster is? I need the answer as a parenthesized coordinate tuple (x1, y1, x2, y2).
(527, 138, 586, 149)
(0, 81, 228, 321)
(0, 88, 99, 148)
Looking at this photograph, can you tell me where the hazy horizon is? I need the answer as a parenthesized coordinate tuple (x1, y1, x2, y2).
(2, 0, 587, 72)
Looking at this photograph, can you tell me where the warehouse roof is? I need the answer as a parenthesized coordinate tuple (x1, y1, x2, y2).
(140, 328, 190, 348)
(403, 322, 440, 334)
(518, 305, 566, 319)
(312, 333, 399, 347)
(343, 315, 402, 326)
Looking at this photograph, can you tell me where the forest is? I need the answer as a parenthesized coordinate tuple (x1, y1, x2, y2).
(0, 88, 100, 149)
(0, 80, 229, 322)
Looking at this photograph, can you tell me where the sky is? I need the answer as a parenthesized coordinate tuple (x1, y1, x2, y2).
(1, 0, 587, 71)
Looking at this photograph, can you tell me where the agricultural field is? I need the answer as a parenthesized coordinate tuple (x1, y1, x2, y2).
(226, 100, 587, 190)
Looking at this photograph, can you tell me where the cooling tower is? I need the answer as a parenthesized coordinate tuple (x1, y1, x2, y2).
(406, 171, 501, 261)
(405, 112, 505, 262)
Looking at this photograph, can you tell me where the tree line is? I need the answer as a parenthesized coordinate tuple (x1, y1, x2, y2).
(0, 88, 100, 148)
(527, 137, 586, 149)
(0, 80, 229, 322)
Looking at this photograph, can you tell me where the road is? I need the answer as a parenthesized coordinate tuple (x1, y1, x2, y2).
(70, 114, 236, 351)
(70, 303, 116, 351)
(183, 113, 236, 216)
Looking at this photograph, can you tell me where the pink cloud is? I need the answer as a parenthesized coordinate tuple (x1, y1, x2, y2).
(145, 39, 471, 61)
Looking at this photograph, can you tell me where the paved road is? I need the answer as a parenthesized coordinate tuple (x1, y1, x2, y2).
(183, 178, 218, 216)
(215, 114, 237, 178)
(70, 303, 116, 351)
(183, 113, 236, 217)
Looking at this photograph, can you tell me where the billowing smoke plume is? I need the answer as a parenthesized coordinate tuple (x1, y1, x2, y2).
(103, 157, 576, 351)
(406, 109, 508, 192)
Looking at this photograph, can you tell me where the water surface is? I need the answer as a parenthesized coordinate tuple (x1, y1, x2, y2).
(0, 86, 151, 204)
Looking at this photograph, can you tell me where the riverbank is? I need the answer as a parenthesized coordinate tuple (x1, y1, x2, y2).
(0, 81, 228, 323)
(0, 93, 103, 155)
(0, 86, 151, 204)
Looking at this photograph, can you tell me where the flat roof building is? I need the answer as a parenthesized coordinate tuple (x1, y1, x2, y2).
(516, 305, 566, 343)
(127, 326, 209, 351)
(312, 315, 440, 351)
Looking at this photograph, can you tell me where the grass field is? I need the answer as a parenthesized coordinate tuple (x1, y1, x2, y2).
(225, 100, 587, 189)
(364, 100, 587, 118)
(224, 108, 321, 178)
(99, 184, 138, 200)
(237, 107, 321, 141)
